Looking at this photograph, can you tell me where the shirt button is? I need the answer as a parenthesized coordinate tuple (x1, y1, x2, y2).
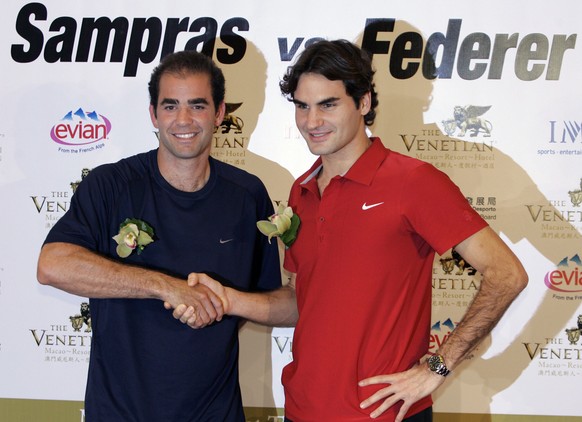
(319, 216, 325, 222)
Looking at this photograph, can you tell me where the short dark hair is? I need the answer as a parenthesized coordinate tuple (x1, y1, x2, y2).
(148, 50, 225, 112)
(280, 39, 378, 126)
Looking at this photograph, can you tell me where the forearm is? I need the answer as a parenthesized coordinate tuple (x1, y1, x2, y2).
(37, 242, 177, 301)
(438, 275, 522, 369)
(437, 238, 528, 369)
(226, 285, 298, 327)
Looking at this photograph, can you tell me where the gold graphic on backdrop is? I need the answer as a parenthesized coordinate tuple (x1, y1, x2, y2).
(69, 302, 92, 333)
(70, 168, 91, 194)
(564, 315, 582, 345)
(216, 103, 244, 134)
(441, 105, 493, 137)
(568, 178, 582, 207)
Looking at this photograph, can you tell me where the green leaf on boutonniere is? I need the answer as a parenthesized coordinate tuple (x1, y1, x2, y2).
(257, 205, 300, 248)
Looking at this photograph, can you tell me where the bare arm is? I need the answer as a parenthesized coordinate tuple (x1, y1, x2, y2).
(359, 226, 528, 421)
(37, 242, 225, 327)
(171, 272, 298, 327)
(433, 226, 528, 368)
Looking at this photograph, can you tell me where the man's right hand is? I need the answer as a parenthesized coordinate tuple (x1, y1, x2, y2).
(163, 276, 226, 328)
(167, 272, 298, 328)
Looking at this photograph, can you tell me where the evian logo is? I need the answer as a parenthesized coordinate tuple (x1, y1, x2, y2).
(429, 318, 456, 354)
(50, 108, 111, 146)
(544, 254, 582, 293)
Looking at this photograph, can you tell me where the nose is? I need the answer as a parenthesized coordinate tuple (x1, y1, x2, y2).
(176, 107, 193, 125)
(305, 108, 323, 129)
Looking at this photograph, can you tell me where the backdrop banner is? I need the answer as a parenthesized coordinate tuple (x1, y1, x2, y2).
(1, 1, 581, 421)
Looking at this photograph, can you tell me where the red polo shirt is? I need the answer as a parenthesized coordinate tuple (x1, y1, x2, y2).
(282, 138, 487, 421)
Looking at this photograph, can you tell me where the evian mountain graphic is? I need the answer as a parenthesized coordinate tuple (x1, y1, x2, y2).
(430, 318, 456, 353)
(545, 254, 582, 293)
(432, 319, 456, 332)
(558, 254, 582, 267)
(50, 107, 112, 146)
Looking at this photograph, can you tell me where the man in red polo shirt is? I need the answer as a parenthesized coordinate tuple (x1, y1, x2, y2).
(171, 39, 528, 422)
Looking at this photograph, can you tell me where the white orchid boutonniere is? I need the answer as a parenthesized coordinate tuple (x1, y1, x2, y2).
(257, 204, 300, 248)
(112, 218, 155, 258)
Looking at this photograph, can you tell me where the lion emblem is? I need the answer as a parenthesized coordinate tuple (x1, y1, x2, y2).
(70, 168, 91, 194)
(564, 314, 582, 345)
(442, 105, 492, 137)
(439, 249, 477, 275)
(69, 302, 92, 333)
(567, 178, 582, 207)
(216, 102, 244, 134)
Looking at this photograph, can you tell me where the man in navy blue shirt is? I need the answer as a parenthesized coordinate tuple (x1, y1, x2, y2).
(37, 51, 282, 421)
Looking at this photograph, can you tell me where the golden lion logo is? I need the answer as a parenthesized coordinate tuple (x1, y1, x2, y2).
(69, 302, 92, 333)
(439, 249, 477, 275)
(70, 168, 91, 194)
(216, 102, 244, 134)
(565, 314, 582, 345)
(442, 105, 492, 137)
(568, 178, 582, 207)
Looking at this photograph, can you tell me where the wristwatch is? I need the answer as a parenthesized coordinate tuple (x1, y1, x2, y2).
(427, 354, 450, 377)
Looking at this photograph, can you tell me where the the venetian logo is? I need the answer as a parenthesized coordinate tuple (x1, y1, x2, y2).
(441, 105, 493, 138)
(211, 102, 247, 166)
(50, 108, 111, 152)
(30, 302, 92, 363)
(522, 314, 582, 368)
(32, 168, 91, 229)
(524, 178, 582, 237)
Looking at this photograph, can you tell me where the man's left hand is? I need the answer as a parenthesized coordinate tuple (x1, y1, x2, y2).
(358, 362, 445, 421)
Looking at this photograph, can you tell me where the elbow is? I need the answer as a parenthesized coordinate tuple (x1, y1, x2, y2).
(511, 263, 529, 296)
(518, 268, 529, 292)
(37, 249, 53, 286)
(37, 244, 62, 287)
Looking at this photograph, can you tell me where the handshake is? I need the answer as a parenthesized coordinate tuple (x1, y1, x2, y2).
(164, 271, 297, 329)
(163, 273, 231, 329)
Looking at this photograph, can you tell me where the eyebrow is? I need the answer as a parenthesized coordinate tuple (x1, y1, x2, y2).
(292, 96, 340, 107)
(160, 98, 210, 106)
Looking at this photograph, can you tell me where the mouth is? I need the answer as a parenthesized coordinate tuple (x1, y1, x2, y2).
(173, 132, 198, 140)
(307, 131, 331, 141)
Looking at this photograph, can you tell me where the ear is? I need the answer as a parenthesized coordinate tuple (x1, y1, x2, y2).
(215, 101, 226, 126)
(360, 91, 372, 116)
(149, 104, 159, 129)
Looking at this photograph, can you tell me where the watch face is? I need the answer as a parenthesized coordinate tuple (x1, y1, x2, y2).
(428, 355, 444, 371)
(428, 354, 449, 376)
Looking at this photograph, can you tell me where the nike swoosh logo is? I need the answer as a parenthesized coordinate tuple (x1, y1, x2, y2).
(219, 238, 234, 244)
(362, 202, 384, 210)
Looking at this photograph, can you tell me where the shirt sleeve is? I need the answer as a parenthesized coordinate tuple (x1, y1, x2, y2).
(400, 163, 488, 255)
(43, 165, 117, 252)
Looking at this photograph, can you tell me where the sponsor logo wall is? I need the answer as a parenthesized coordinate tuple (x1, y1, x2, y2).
(1, 1, 581, 420)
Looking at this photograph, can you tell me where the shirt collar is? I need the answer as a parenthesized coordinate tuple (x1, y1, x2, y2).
(343, 137, 387, 185)
(299, 137, 387, 188)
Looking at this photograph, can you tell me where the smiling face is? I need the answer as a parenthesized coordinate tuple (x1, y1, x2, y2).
(293, 72, 370, 161)
(149, 71, 225, 166)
